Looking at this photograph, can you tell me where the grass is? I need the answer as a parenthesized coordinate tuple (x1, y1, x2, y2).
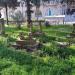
(0, 25, 75, 75)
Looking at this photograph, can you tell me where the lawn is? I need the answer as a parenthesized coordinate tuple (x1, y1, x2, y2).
(0, 25, 75, 75)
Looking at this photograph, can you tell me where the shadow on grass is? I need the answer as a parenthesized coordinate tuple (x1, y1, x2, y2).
(0, 45, 74, 75)
(0, 47, 34, 65)
(68, 48, 75, 56)
(0, 59, 12, 72)
(0, 63, 12, 72)
(39, 43, 75, 59)
(38, 34, 56, 43)
(5, 26, 29, 33)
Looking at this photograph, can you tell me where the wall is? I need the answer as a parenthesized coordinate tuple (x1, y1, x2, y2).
(0, 1, 75, 23)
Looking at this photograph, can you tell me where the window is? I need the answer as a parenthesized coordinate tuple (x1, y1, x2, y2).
(49, 8, 51, 16)
(45, 8, 51, 16)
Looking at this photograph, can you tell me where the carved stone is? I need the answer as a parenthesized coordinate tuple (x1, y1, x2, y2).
(12, 32, 40, 51)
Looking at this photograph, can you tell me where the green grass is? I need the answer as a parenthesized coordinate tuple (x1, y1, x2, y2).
(0, 25, 75, 75)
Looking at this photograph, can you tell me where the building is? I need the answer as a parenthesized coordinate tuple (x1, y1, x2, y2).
(0, 0, 75, 24)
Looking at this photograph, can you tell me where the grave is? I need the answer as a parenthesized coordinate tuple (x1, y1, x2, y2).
(12, 32, 40, 51)
(0, 18, 5, 35)
(57, 42, 69, 49)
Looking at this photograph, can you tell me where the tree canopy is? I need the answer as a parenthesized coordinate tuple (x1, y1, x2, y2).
(31, 0, 50, 6)
(0, 0, 19, 8)
(22, 0, 50, 7)
(61, 0, 75, 3)
(0, 0, 19, 25)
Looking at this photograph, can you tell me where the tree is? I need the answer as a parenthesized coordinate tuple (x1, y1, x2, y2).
(22, 0, 33, 33)
(31, 0, 51, 20)
(32, 0, 41, 20)
(61, 0, 75, 15)
(22, 0, 50, 33)
(0, 0, 19, 25)
(31, 0, 50, 32)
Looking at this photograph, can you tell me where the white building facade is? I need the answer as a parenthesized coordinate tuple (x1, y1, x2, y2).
(0, 0, 75, 24)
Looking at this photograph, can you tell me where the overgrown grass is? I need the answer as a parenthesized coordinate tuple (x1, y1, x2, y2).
(0, 25, 75, 75)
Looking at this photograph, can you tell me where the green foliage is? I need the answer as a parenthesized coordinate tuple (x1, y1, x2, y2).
(0, 25, 75, 75)
(39, 34, 56, 43)
(0, 46, 73, 75)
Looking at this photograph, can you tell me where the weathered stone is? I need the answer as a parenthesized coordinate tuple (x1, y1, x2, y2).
(0, 18, 5, 35)
(57, 42, 69, 49)
(32, 30, 44, 36)
(12, 32, 40, 51)
(18, 32, 25, 40)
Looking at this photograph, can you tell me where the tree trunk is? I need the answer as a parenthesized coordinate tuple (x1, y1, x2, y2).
(5, 4, 9, 25)
(26, 0, 34, 34)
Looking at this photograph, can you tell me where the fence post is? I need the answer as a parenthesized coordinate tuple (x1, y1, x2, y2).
(0, 18, 5, 35)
